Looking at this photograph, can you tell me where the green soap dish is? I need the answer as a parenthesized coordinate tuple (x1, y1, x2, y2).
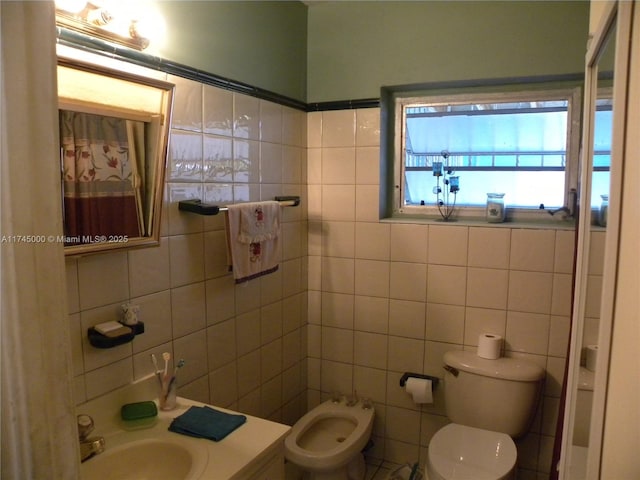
(121, 400, 158, 421)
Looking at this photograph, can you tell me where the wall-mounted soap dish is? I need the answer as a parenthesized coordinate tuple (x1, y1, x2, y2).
(87, 321, 145, 349)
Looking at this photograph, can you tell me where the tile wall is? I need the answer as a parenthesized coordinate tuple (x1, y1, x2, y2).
(306, 108, 587, 479)
(66, 73, 309, 426)
(63, 68, 604, 480)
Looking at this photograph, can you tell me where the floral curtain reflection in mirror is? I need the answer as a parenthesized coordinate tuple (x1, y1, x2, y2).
(57, 58, 173, 255)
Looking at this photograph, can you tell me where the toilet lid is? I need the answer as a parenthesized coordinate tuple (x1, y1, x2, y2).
(429, 424, 517, 479)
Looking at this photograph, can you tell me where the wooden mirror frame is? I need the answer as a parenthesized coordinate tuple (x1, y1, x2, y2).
(57, 57, 174, 256)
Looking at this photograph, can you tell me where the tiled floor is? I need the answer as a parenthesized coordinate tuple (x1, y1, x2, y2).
(285, 458, 423, 480)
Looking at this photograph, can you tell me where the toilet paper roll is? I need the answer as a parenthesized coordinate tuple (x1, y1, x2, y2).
(477, 333, 503, 360)
(585, 344, 598, 372)
(405, 377, 433, 404)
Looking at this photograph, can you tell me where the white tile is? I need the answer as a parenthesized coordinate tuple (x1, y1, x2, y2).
(426, 265, 466, 306)
(510, 229, 555, 272)
(386, 406, 421, 444)
(354, 296, 389, 334)
(169, 233, 204, 288)
(234, 94, 260, 140)
(389, 262, 427, 302)
(78, 252, 129, 310)
(588, 230, 606, 276)
(307, 112, 322, 148)
(260, 100, 283, 143)
(234, 138, 260, 184)
(322, 327, 353, 363)
(282, 145, 302, 184)
(205, 275, 236, 325)
(390, 223, 428, 263)
(260, 142, 283, 184)
(551, 273, 572, 316)
(468, 227, 510, 269)
(261, 374, 283, 418)
(130, 290, 172, 353)
(235, 277, 261, 314)
(203, 230, 229, 279)
(209, 362, 238, 407)
(169, 130, 203, 181)
(355, 259, 390, 298)
(236, 308, 261, 356)
(354, 331, 388, 370)
(85, 358, 133, 400)
(548, 315, 570, 357)
(322, 185, 355, 221)
(508, 271, 553, 314)
(307, 148, 322, 184)
(554, 229, 576, 273)
(171, 282, 206, 338)
(207, 318, 237, 370)
(323, 221, 355, 258)
(321, 292, 354, 329)
(322, 110, 355, 147)
(506, 311, 550, 355)
(320, 360, 353, 395)
(355, 222, 390, 260)
(174, 331, 208, 384)
(389, 299, 426, 339)
(167, 183, 204, 236)
(387, 336, 424, 373)
(322, 257, 355, 294)
(353, 366, 387, 404)
(170, 76, 202, 132)
(356, 108, 380, 147)
(128, 237, 171, 297)
(203, 84, 233, 136)
(322, 147, 356, 184)
(261, 338, 283, 381)
(356, 147, 380, 185)
(261, 301, 283, 345)
(203, 134, 233, 182)
(425, 303, 464, 344)
(428, 225, 468, 266)
(466, 267, 508, 310)
(356, 185, 381, 222)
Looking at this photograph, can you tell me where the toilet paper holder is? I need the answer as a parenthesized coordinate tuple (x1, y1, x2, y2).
(399, 372, 439, 388)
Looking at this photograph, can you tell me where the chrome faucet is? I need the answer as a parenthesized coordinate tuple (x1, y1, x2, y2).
(78, 414, 105, 462)
(548, 206, 571, 217)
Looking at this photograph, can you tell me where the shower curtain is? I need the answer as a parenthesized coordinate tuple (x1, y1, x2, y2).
(1, 2, 79, 478)
(60, 111, 144, 242)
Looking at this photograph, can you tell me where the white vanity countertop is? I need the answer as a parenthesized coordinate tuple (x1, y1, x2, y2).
(79, 386, 291, 480)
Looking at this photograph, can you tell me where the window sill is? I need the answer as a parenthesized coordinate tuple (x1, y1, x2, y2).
(382, 211, 577, 230)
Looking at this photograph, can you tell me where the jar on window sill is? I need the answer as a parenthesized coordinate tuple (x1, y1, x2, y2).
(486, 193, 506, 223)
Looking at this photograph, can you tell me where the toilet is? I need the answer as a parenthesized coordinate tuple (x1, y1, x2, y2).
(427, 350, 545, 480)
(284, 397, 375, 480)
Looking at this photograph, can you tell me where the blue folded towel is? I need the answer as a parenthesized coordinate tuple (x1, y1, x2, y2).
(168, 406, 246, 441)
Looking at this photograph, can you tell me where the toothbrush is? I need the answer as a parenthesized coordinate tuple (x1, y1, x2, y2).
(162, 352, 170, 378)
(151, 353, 160, 375)
(172, 358, 185, 377)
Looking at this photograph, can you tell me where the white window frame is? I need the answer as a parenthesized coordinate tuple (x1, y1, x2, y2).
(393, 86, 582, 221)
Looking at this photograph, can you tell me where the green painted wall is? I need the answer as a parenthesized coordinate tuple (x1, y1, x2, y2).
(154, 1, 308, 102)
(307, 1, 590, 102)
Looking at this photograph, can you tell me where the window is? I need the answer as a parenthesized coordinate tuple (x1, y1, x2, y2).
(393, 87, 582, 219)
(591, 95, 612, 207)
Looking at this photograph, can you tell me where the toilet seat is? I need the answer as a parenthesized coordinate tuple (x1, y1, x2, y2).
(284, 400, 374, 472)
(428, 424, 517, 480)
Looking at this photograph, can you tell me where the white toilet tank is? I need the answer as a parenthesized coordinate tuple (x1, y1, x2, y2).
(443, 350, 545, 438)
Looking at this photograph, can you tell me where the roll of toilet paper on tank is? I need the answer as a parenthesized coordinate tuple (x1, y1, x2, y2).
(405, 377, 433, 404)
(477, 333, 503, 359)
(586, 344, 598, 372)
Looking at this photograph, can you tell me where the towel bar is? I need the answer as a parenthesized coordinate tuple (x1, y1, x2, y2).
(178, 196, 300, 216)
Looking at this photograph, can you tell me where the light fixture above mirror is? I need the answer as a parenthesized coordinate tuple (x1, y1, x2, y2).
(55, 1, 165, 51)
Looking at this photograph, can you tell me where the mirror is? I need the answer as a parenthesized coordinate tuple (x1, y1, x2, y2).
(555, 1, 632, 477)
(57, 58, 173, 255)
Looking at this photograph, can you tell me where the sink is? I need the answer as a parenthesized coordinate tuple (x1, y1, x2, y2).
(81, 437, 208, 480)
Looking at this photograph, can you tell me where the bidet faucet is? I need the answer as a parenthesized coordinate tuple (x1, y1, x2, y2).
(78, 414, 105, 462)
